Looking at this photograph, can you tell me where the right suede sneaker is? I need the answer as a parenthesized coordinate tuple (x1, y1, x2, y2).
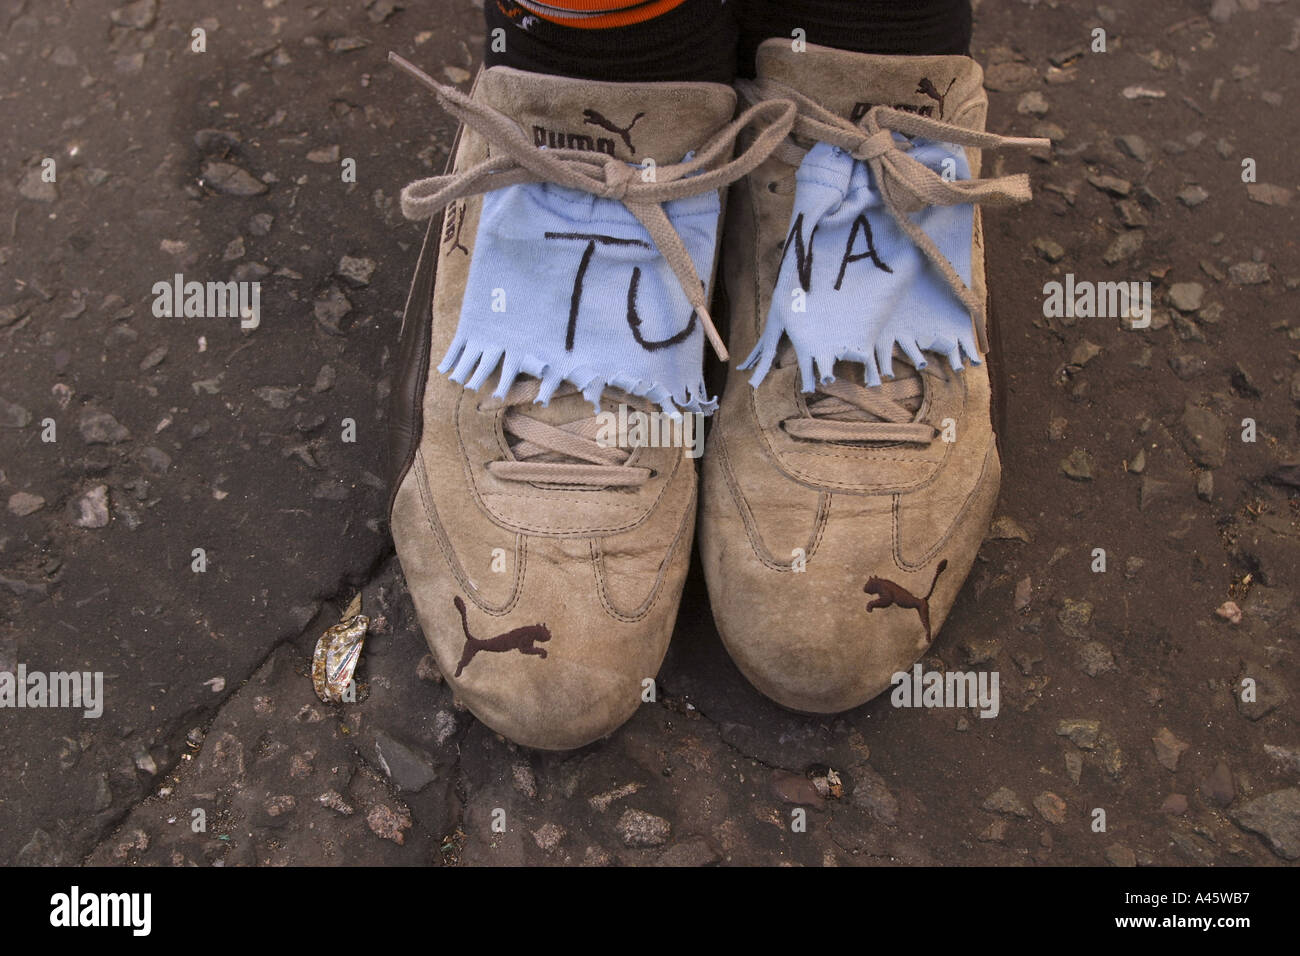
(700, 41, 1047, 714)
(385, 56, 791, 749)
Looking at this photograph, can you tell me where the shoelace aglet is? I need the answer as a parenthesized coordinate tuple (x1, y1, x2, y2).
(1004, 135, 1054, 151)
(388, 51, 443, 95)
(695, 303, 729, 363)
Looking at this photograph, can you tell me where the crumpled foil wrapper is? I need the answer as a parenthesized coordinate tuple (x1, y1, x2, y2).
(312, 593, 369, 703)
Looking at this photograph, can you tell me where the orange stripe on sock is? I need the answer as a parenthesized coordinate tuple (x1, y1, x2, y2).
(513, 0, 689, 29)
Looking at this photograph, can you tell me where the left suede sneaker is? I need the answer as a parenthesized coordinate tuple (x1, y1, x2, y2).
(384, 55, 792, 749)
(700, 40, 1047, 713)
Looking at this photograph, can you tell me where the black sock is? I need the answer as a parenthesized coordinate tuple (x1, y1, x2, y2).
(484, 0, 738, 84)
(737, 0, 972, 76)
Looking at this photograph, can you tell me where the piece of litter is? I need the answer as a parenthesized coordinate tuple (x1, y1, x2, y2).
(1215, 600, 1242, 625)
(312, 594, 369, 703)
(204, 676, 226, 692)
(342, 591, 362, 620)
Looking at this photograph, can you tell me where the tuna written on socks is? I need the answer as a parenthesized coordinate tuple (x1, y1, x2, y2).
(439, 170, 721, 416)
(743, 139, 979, 391)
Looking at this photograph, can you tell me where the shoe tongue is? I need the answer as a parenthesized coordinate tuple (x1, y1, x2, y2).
(473, 66, 738, 164)
(754, 38, 985, 130)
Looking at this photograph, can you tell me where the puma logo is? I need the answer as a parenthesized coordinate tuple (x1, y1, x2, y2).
(849, 76, 955, 123)
(915, 77, 957, 120)
(582, 108, 645, 153)
(452, 596, 552, 677)
(864, 560, 948, 644)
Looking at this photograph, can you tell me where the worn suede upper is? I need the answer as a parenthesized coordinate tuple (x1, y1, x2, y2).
(389, 66, 738, 749)
(700, 42, 1002, 713)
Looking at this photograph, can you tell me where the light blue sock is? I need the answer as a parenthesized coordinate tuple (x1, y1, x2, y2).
(742, 138, 977, 391)
(439, 168, 720, 417)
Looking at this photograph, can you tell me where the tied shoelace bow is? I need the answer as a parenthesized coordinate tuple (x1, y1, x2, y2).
(736, 77, 1050, 445)
(390, 53, 795, 365)
(389, 53, 795, 486)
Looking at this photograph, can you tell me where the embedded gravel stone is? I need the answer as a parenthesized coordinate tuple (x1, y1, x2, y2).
(1032, 237, 1065, 262)
(1246, 183, 1292, 206)
(247, 212, 275, 236)
(201, 161, 269, 197)
(313, 286, 352, 335)
(1167, 282, 1204, 313)
(849, 765, 898, 825)
(1152, 727, 1189, 771)
(110, 0, 158, 30)
(532, 823, 565, 852)
(369, 729, 438, 793)
(1057, 599, 1093, 638)
(0, 397, 33, 428)
(336, 255, 376, 287)
(1228, 261, 1270, 285)
(1115, 134, 1150, 162)
(78, 408, 129, 444)
(1060, 448, 1093, 480)
(366, 804, 412, 845)
(1105, 844, 1137, 867)
(982, 787, 1031, 818)
(1056, 718, 1100, 750)
(618, 809, 671, 848)
(18, 167, 57, 202)
(1017, 91, 1050, 115)
(772, 771, 824, 806)
(8, 492, 45, 517)
(1180, 404, 1226, 468)
(1199, 762, 1236, 808)
(1033, 792, 1066, 825)
(1102, 230, 1144, 264)
(1086, 173, 1131, 197)
(656, 837, 721, 867)
(1229, 789, 1300, 860)
(984, 61, 1038, 92)
(69, 485, 110, 528)
(1079, 641, 1115, 677)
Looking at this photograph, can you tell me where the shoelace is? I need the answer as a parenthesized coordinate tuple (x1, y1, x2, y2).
(481, 379, 654, 487)
(777, 344, 935, 444)
(391, 53, 794, 364)
(390, 53, 795, 486)
(737, 77, 1049, 445)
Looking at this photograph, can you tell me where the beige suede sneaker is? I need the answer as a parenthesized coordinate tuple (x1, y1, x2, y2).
(385, 56, 791, 749)
(700, 41, 1046, 714)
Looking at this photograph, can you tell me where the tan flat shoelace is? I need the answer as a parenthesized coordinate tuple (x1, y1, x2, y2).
(770, 339, 934, 445)
(481, 380, 654, 487)
(390, 54, 795, 486)
(737, 77, 1049, 446)
(391, 53, 794, 363)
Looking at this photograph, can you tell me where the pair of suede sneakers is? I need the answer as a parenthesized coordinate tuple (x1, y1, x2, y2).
(384, 39, 1043, 750)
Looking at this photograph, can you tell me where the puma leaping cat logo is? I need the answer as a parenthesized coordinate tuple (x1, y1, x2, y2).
(916, 77, 957, 120)
(583, 109, 645, 153)
(864, 560, 948, 644)
(452, 596, 552, 677)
